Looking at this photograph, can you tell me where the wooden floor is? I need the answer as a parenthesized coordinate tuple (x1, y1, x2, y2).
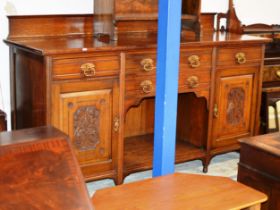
(124, 134, 205, 175)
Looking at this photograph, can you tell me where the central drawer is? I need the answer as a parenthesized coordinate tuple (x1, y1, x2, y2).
(125, 52, 157, 97)
(179, 48, 212, 91)
(125, 48, 212, 97)
(125, 52, 157, 76)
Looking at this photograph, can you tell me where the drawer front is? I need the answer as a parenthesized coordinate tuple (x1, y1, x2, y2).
(263, 65, 280, 82)
(52, 56, 119, 80)
(126, 75, 156, 97)
(180, 48, 212, 70)
(126, 53, 157, 76)
(179, 69, 211, 92)
(217, 47, 262, 67)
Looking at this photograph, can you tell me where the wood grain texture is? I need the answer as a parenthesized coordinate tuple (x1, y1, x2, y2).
(4, 12, 269, 182)
(92, 173, 267, 210)
(0, 126, 93, 210)
(238, 133, 280, 210)
(7, 14, 94, 39)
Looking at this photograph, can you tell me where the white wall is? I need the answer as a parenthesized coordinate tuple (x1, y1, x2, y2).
(0, 0, 279, 129)
(234, 0, 280, 25)
(0, 0, 93, 129)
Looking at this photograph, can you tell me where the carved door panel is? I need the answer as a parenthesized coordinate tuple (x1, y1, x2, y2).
(59, 90, 112, 164)
(51, 79, 121, 181)
(212, 69, 257, 148)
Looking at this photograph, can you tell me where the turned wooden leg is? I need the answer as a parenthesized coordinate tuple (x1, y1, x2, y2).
(202, 156, 211, 173)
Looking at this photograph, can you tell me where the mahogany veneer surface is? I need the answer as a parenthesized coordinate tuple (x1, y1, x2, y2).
(238, 133, 280, 210)
(0, 126, 93, 210)
(5, 32, 270, 55)
(92, 173, 267, 210)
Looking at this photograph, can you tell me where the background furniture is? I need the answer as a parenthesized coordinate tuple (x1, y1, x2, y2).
(4, 0, 269, 184)
(261, 87, 280, 132)
(0, 126, 93, 210)
(238, 133, 280, 210)
(92, 173, 267, 210)
(0, 109, 6, 132)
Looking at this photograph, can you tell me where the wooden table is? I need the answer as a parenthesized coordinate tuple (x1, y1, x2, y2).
(92, 173, 267, 210)
(0, 126, 93, 210)
(238, 133, 280, 210)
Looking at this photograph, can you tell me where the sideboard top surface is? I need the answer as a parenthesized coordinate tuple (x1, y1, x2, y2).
(4, 14, 270, 55)
(5, 32, 270, 56)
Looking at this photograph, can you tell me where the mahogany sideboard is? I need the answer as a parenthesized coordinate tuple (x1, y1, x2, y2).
(238, 133, 280, 210)
(4, 12, 270, 184)
(0, 109, 7, 132)
(0, 126, 93, 210)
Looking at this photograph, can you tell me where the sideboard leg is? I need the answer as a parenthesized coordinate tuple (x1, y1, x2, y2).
(202, 156, 211, 173)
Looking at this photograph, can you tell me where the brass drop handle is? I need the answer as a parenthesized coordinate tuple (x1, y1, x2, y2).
(188, 55, 201, 68)
(213, 103, 218, 118)
(235, 52, 246, 65)
(140, 80, 153, 94)
(140, 58, 154, 72)
(275, 69, 280, 79)
(113, 117, 120, 132)
(81, 63, 96, 77)
(186, 76, 199, 88)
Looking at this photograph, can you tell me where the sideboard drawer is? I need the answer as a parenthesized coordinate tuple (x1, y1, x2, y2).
(52, 56, 119, 80)
(179, 69, 211, 91)
(217, 47, 262, 67)
(126, 53, 156, 76)
(180, 48, 212, 70)
(126, 75, 156, 97)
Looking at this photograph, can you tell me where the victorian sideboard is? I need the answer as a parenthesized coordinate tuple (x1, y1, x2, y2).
(4, 1, 270, 184)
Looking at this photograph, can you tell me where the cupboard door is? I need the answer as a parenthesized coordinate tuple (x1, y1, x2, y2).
(212, 69, 257, 148)
(59, 89, 112, 165)
(51, 79, 122, 181)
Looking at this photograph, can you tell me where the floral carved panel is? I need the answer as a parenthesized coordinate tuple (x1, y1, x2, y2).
(73, 106, 100, 151)
(226, 87, 245, 125)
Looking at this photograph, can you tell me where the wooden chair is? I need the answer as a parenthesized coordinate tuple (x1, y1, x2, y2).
(0, 109, 6, 132)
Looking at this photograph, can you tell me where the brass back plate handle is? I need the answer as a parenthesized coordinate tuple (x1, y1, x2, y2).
(188, 55, 201, 68)
(140, 80, 153, 94)
(235, 52, 246, 65)
(186, 76, 199, 88)
(140, 58, 154, 72)
(81, 63, 96, 77)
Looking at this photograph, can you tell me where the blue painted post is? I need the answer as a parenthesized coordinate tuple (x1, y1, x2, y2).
(153, 0, 182, 177)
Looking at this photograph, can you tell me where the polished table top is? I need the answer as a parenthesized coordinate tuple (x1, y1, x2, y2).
(92, 173, 267, 210)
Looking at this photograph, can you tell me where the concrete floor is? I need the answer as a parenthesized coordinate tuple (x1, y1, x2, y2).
(87, 152, 239, 196)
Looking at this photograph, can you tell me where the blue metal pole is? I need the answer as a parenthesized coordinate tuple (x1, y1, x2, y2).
(153, 0, 182, 177)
